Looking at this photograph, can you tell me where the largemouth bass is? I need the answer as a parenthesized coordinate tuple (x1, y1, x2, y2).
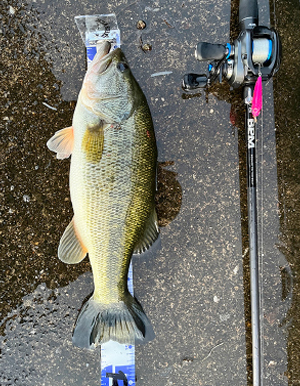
(47, 42, 158, 349)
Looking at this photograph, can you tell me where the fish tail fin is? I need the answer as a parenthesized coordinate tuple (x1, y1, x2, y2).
(72, 293, 154, 349)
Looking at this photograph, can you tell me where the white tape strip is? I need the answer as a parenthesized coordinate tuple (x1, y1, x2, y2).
(100, 263, 135, 386)
(75, 13, 135, 385)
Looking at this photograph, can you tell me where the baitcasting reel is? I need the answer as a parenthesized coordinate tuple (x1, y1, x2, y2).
(182, 2, 281, 91)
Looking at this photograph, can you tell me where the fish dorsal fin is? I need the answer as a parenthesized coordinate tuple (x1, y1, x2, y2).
(134, 208, 159, 254)
(58, 217, 88, 264)
(47, 126, 74, 159)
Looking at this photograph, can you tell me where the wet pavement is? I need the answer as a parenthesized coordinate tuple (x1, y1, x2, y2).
(272, 0, 300, 382)
(0, 0, 299, 385)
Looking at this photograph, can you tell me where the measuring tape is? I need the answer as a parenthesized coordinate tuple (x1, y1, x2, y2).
(101, 264, 135, 386)
(75, 14, 135, 386)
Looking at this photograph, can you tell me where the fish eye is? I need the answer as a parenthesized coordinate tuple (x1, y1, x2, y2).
(117, 62, 129, 73)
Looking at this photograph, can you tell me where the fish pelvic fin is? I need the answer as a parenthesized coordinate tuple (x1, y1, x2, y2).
(72, 293, 155, 349)
(58, 218, 88, 264)
(47, 126, 74, 159)
(134, 207, 159, 254)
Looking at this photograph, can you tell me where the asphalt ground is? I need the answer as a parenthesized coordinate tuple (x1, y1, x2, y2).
(0, 0, 299, 385)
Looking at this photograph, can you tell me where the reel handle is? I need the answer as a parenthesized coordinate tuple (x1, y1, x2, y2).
(195, 42, 228, 61)
(182, 73, 208, 91)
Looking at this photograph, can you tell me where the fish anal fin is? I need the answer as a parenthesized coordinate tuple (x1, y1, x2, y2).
(134, 208, 159, 254)
(47, 126, 74, 159)
(58, 218, 88, 264)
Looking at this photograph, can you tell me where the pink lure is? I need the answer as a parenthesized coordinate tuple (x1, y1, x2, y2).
(252, 75, 262, 118)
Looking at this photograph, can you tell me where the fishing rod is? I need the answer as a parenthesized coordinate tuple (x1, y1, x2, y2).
(182, 0, 281, 384)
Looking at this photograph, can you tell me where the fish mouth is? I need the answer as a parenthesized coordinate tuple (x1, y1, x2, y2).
(96, 40, 112, 59)
(90, 42, 122, 75)
(88, 41, 113, 75)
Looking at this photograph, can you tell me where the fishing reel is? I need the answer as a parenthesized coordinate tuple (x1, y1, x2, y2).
(182, 8, 281, 91)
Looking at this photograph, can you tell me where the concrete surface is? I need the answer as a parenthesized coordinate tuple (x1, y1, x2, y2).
(0, 0, 298, 385)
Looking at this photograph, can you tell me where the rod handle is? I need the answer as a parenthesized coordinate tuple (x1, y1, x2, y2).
(239, 0, 258, 30)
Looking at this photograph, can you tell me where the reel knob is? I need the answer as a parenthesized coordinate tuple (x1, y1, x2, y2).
(195, 42, 228, 61)
(182, 73, 208, 91)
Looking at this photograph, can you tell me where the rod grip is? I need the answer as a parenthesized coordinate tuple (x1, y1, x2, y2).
(239, 0, 258, 29)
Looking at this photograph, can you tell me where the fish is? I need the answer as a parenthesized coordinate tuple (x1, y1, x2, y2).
(47, 41, 158, 349)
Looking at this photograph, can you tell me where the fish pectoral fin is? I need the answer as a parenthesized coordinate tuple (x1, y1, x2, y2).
(82, 122, 107, 163)
(134, 208, 159, 254)
(58, 218, 88, 264)
(47, 126, 74, 159)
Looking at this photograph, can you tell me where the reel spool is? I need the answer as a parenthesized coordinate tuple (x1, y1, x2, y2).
(252, 38, 272, 64)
